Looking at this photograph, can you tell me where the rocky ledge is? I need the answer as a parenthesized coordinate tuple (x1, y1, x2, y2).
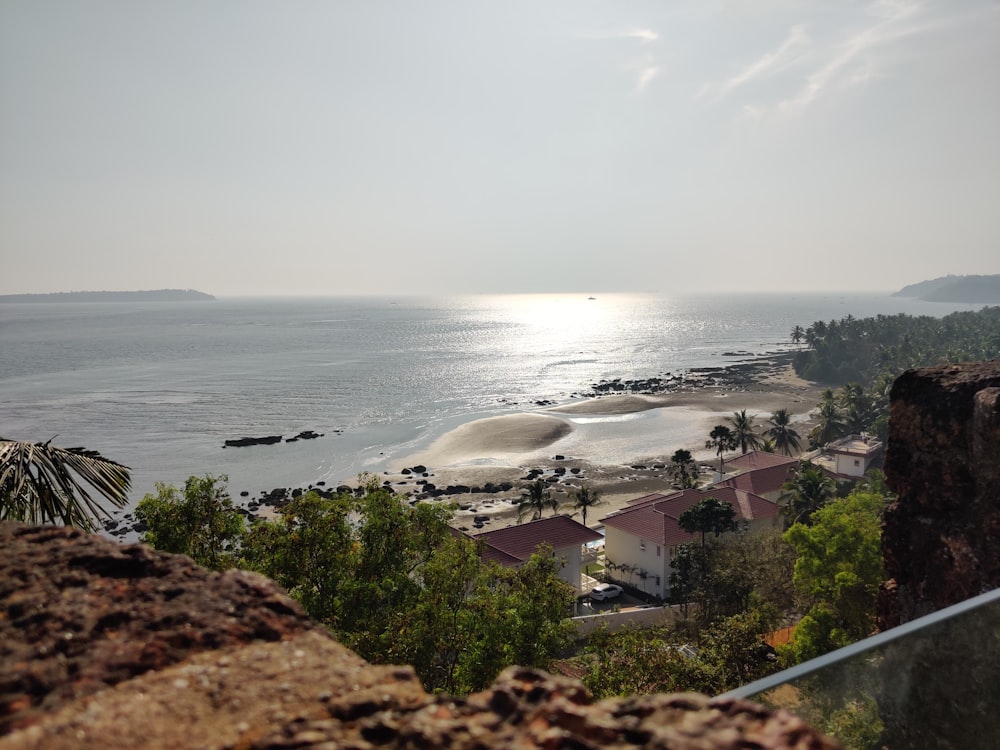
(0, 521, 836, 749)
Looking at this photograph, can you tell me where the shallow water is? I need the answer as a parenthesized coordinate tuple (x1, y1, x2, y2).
(0, 292, 977, 506)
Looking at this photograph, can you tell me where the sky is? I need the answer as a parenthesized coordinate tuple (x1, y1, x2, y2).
(1, 0, 998, 297)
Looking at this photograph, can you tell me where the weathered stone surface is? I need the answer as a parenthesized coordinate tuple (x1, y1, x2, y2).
(0, 523, 320, 734)
(879, 361, 1000, 630)
(0, 522, 838, 749)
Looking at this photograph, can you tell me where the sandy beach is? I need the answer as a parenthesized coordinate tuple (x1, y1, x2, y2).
(385, 362, 825, 532)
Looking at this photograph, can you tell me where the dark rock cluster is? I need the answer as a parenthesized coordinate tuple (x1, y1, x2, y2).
(224, 430, 327, 448)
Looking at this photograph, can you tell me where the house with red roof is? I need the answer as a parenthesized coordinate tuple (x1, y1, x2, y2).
(472, 515, 603, 592)
(600, 486, 780, 600)
(715, 451, 798, 501)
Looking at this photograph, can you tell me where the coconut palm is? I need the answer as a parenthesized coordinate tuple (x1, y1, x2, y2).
(0, 438, 131, 532)
(766, 408, 802, 456)
(571, 485, 603, 527)
(517, 478, 557, 523)
(809, 399, 846, 448)
(791, 325, 805, 345)
(706, 425, 738, 475)
(728, 409, 763, 454)
(778, 462, 835, 527)
(667, 448, 701, 489)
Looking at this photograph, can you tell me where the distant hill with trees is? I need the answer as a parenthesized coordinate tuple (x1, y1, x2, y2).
(0, 289, 215, 303)
(892, 274, 1000, 303)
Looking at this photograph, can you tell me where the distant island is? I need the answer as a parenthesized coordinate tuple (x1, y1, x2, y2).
(893, 274, 1000, 304)
(0, 289, 215, 303)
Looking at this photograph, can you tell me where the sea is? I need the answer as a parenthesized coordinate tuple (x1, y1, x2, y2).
(0, 292, 982, 509)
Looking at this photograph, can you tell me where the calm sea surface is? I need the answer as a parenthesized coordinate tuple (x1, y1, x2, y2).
(0, 292, 979, 506)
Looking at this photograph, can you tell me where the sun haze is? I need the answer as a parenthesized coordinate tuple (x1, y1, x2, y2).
(1, 1, 997, 296)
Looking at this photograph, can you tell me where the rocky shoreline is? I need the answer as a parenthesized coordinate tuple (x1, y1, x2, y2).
(103, 350, 817, 540)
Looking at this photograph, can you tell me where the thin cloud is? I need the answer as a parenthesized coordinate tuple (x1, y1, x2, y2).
(634, 65, 660, 94)
(778, 1, 924, 113)
(703, 24, 809, 103)
(575, 28, 659, 44)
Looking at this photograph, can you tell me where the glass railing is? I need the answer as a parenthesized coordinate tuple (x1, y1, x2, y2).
(722, 587, 1000, 750)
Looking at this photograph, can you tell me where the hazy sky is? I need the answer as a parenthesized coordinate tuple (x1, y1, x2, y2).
(1, 1, 997, 296)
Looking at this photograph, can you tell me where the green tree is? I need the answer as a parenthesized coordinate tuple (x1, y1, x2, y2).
(791, 325, 805, 345)
(0, 438, 130, 531)
(728, 410, 762, 454)
(705, 424, 738, 475)
(809, 397, 846, 448)
(667, 448, 701, 489)
(584, 607, 780, 698)
(241, 483, 573, 696)
(136, 474, 244, 570)
(781, 490, 887, 664)
(679, 497, 736, 547)
(571, 485, 602, 527)
(240, 490, 355, 624)
(778, 461, 835, 527)
(765, 408, 802, 456)
(584, 624, 714, 697)
(517, 478, 557, 522)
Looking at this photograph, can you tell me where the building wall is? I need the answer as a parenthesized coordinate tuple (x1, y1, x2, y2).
(603, 526, 669, 598)
(834, 452, 867, 477)
(555, 545, 584, 592)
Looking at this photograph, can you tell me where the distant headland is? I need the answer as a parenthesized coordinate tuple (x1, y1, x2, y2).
(0, 289, 215, 303)
(893, 274, 1000, 303)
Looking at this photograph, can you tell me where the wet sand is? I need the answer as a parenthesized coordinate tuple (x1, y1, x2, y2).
(384, 363, 824, 532)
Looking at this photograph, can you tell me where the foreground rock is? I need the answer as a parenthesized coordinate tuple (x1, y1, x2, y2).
(0, 522, 835, 748)
(879, 361, 1000, 629)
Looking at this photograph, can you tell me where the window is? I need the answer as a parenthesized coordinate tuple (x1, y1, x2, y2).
(656, 545, 661, 557)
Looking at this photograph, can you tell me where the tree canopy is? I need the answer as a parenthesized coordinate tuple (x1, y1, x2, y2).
(139, 475, 576, 696)
(781, 489, 887, 664)
(794, 306, 1000, 386)
(135, 474, 244, 570)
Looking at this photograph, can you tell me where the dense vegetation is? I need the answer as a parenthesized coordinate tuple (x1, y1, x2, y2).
(135, 474, 575, 696)
(582, 480, 889, 698)
(792, 306, 1000, 385)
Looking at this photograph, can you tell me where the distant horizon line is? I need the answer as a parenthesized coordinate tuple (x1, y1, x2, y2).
(0, 288, 908, 299)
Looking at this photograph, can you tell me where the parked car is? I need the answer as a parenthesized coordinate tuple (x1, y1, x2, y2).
(589, 583, 623, 601)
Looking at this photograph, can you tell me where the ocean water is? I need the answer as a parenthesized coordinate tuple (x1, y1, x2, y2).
(0, 292, 980, 506)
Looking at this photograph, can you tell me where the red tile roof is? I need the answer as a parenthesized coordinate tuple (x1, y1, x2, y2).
(473, 515, 603, 564)
(601, 487, 779, 546)
(724, 451, 798, 471)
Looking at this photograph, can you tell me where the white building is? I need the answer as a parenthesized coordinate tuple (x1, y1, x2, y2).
(600, 487, 780, 600)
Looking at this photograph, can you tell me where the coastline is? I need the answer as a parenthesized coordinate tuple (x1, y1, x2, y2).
(380, 355, 823, 533)
(102, 352, 823, 541)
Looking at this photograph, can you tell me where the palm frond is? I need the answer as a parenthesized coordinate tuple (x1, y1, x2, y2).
(0, 439, 131, 531)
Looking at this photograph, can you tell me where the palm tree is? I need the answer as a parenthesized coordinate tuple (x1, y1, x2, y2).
(517, 479, 557, 523)
(778, 462, 835, 527)
(728, 409, 762, 454)
(791, 325, 805, 345)
(706, 425, 738, 475)
(0, 438, 131, 532)
(571, 486, 603, 527)
(766, 408, 802, 456)
(809, 399, 846, 448)
(667, 448, 700, 489)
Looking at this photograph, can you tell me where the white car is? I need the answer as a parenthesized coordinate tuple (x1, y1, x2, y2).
(589, 583, 624, 601)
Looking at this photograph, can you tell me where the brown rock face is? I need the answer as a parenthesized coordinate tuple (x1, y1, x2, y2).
(0, 521, 838, 749)
(879, 361, 1000, 630)
(0, 523, 320, 734)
